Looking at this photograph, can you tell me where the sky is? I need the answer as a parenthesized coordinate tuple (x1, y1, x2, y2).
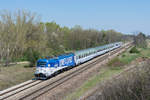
(0, 0, 150, 35)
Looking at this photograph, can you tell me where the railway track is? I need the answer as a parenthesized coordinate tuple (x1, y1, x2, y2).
(0, 42, 132, 100)
(0, 80, 43, 100)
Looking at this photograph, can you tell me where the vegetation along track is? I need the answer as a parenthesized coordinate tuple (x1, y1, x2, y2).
(0, 42, 132, 100)
(81, 61, 138, 100)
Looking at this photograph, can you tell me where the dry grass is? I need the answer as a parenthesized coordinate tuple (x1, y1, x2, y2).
(0, 64, 35, 90)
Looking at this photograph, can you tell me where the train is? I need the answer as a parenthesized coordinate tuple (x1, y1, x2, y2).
(35, 42, 123, 79)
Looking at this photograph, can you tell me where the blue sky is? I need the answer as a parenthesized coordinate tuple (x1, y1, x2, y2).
(0, 0, 150, 35)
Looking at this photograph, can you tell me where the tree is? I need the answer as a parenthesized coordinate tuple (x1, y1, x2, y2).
(0, 9, 130, 67)
(134, 32, 147, 48)
(0, 10, 44, 66)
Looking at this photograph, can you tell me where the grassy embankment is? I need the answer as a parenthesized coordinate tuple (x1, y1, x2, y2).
(0, 64, 35, 90)
(65, 45, 150, 100)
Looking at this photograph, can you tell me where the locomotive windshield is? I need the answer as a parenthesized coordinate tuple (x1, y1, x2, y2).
(37, 61, 47, 67)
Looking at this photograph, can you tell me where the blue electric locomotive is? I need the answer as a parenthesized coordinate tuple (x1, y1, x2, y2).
(35, 53, 75, 79)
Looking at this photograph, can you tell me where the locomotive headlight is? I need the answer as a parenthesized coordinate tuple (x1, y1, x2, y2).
(48, 64, 50, 67)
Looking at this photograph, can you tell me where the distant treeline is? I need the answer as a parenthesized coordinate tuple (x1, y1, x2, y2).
(0, 10, 133, 66)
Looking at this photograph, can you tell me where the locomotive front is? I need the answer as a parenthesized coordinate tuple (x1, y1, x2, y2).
(35, 58, 58, 79)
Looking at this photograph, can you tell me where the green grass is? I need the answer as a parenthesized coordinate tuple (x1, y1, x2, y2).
(119, 53, 139, 64)
(107, 52, 139, 68)
(139, 48, 150, 57)
(65, 68, 122, 100)
(0, 64, 35, 90)
(118, 47, 141, 65)
(108, 46, 150, 68)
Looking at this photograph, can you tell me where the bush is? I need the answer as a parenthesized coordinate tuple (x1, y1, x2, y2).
(129, 46, 139, 53)
(122, 54, 126, 57)
(107, 57, 124, 68)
